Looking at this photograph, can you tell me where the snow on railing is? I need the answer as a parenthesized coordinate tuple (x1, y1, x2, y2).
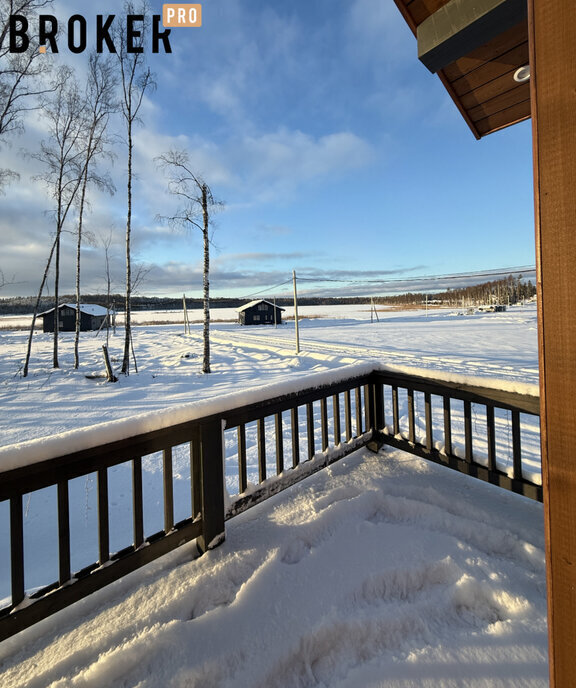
(0, 366, 541, 641)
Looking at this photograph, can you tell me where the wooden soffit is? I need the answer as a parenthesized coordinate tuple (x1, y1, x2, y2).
(394, 0, 530, 139)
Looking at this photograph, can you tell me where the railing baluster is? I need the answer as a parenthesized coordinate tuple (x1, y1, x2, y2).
(57, 481, 71, 585)
(464, 400, 473, 462)
(355, 387, 363, 435)
(132, 458, 144, 549)
(307, 402, 315, 458)
(290, 407, 300, 468)
(321, 398, 329, 451)
(511, 409, 522, 479)
(344, 389, 352, 441)
(258, 417, 266, 482)
(486, 406, 496, 472)
(425, 392, 433, 452)
(443, 396, 452, 456)
(191, 425, 202, 520)
(392, 386, 399, 436)
(333, 394, 341, 445)
(163, 447, 174, 533)
(97, 468, 109, 564)
(364, 384, 371, 433)
(10, 494, 24, 607)
(275, 412, 284, 474)
(408, 390, 415, 443)
(238, 424, 248, 492)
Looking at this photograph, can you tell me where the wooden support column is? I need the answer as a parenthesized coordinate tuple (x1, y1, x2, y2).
(529, 3, 576, 685)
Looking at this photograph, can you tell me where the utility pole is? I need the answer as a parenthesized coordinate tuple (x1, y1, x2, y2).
(293, 270, 300, 353)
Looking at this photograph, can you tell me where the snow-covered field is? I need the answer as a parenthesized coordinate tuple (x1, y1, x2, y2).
(0, 303, 548, 686)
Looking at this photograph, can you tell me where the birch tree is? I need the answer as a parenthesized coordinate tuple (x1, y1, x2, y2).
(0, 0, 55, 191)
(23, 67, 86, 376)
(156, 150, 220, 374)
(73, 54, 116, 369)
(115, 2, 154, 375)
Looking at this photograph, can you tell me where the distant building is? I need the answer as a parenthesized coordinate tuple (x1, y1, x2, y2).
(39, 304, 110, 333)
(237, 299, 285, 326)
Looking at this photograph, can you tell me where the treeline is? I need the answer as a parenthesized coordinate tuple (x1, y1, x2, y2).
(373, 275, 536, 307)
(0, 276, 536, 315)
(0, 294, 381, 314)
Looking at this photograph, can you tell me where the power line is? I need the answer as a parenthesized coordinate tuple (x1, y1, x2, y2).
(296, 265, 535, 286)
(241, 278, 293, 300)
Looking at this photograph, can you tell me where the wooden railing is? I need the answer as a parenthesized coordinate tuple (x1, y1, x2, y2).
(0, 368, 541, 641)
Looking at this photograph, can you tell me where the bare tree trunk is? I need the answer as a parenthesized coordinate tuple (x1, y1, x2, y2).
(23, 233, 58, 377)
(74, 167, 89, 369)
(122, 118, 133, 374)
(53, 209, 61, 369)
(202, 184, 210, 374)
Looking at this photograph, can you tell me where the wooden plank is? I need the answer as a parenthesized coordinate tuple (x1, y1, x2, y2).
(408, 389, 416, 443)
(257, 418, 266, 482)
(473, 98, 531, 135)
(10, 495, 24, 606)
(132, 457, 144, 548)
(307, 402, 315, 458)
(392, 386, 400, 435)
(511, 410, 523, 479)
(162, 447, 174, 533)
(461, 75, 528, 111)
(466, 82, 530, 121)
(529, 2, 576, 683)
(275, 412, 284, 474)
(443, 21, 528, 81)
(355, 388, 363, 436)
(344, 389, 352, 441)
(57, 482, 71, 585)
(486, 406, 497, 472)
(450, 42, 529, 96)
(290, 408, 300, 468)
(443, 396, 452, 456)
(97, 468, 109, 564)
(407, 0, 452, 27)
(333, 394, 341, 446)
(417, 0, 527, 73)
(425, 392, 433, 452)
(320, 398, 329, 452)
(238, 424, 247, 492)
(464, 400, 473, 462)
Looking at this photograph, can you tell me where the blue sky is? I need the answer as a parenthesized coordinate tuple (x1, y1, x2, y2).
(0, 0, 535, 300)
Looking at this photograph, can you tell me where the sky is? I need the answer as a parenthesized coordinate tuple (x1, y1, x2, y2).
(0, 0, 536, 300)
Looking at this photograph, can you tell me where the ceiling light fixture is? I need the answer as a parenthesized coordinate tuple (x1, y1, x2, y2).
(514, 65, 530, 83)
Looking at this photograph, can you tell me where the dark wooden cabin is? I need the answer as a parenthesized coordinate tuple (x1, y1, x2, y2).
(237, 300, 284, 326)
(40, 304, 109, 333)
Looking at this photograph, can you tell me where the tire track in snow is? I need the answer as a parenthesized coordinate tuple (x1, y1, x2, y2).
(209, 330, 538, 382)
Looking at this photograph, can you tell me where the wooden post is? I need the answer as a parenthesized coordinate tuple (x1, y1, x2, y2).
(197, 420, 225, 553)
(293, 269, 300, 353)
(529, 2, 576, 685)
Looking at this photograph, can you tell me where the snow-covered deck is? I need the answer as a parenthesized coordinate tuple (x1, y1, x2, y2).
(0, 446, 547, 687)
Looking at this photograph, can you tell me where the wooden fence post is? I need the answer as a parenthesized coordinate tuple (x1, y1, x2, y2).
(197, 420, 226, 553)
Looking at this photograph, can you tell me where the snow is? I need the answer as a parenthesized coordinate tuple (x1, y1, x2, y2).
(37, 304, 110, 317)
(237, 299, 286, 312)
(0, 303, 547, 686)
